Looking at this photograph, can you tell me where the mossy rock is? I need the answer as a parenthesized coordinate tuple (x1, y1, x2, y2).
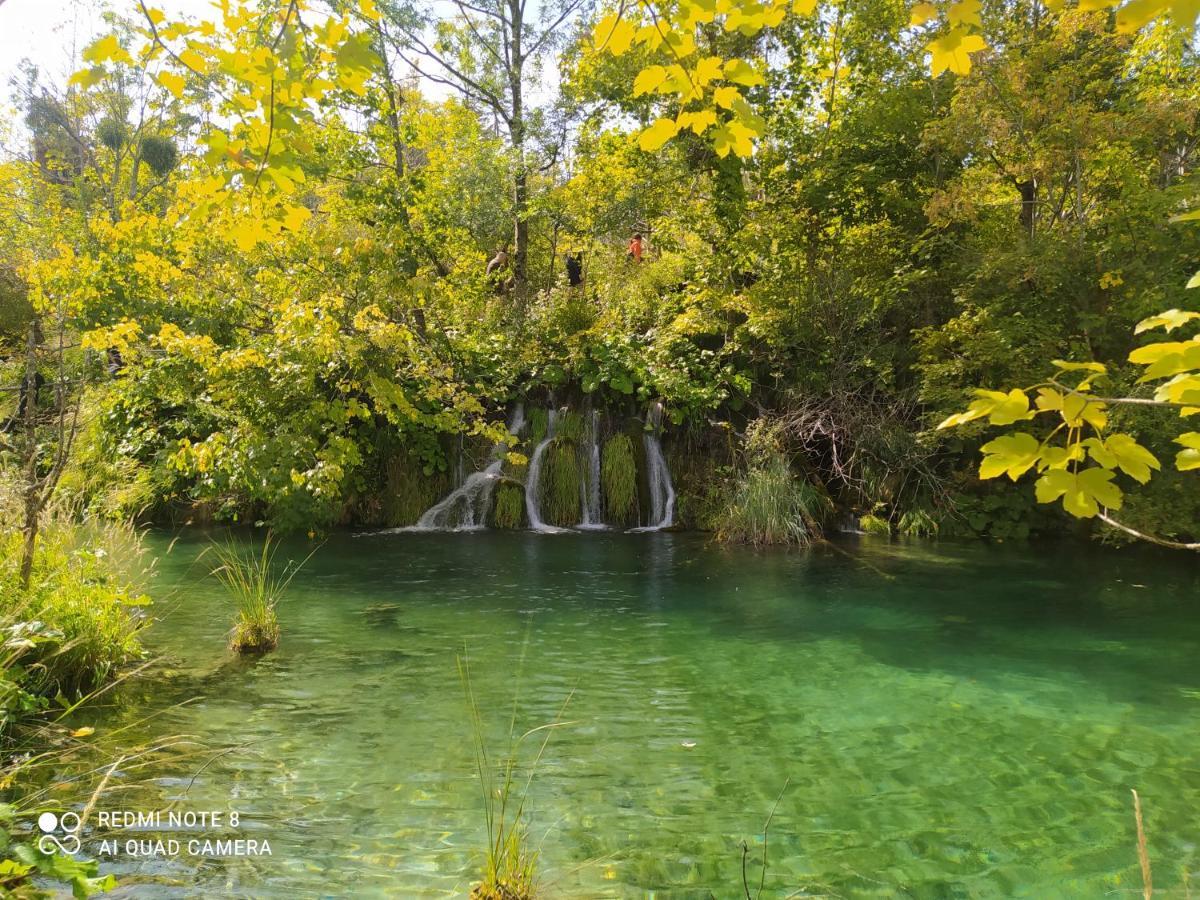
(602, 432, 639, 526)
(230, 613, 279, 654)
(491, 479, 526, 529)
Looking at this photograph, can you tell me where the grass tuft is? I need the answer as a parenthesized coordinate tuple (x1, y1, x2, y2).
(207, 534, 315, 654)
(716, 420, 831, 546)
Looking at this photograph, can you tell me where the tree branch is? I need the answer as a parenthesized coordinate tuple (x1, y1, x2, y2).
(1098, 513, 1200, 552)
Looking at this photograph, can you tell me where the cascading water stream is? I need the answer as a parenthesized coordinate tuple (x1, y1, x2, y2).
(406, 404, 525, 531)
(577, 409, 604, 529)
(525, 409, 569, 533)
(634, 401, 676, 532)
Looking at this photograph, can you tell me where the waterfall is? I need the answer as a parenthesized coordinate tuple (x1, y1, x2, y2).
(577, 409, 604, 529)
(635, 401, 676, 531)
(525, 408, 569, 533)
(407, 404, 525, 531)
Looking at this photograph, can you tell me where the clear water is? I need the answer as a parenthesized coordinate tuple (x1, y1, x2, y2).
(75, 532, 1199, 897)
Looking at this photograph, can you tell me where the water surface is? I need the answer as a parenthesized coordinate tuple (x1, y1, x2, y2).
(82, 532, 1200, 897)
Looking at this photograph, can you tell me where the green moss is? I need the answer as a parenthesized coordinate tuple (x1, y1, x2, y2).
(602, 433, 639, 526)
(859, 514, 892, 536)
(526, 408, 549, 446)
(553, 410, 585, 443)
(542, 438, 582, 527)
(383, 453, 449, 527)
(491, 480, 526, 529)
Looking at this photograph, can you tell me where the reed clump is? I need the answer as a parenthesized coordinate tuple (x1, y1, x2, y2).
(601, 433, 638, 526)
(715, 420, 830, 546)
(208, 534, 314, 654)
(460, 651, 572, 900)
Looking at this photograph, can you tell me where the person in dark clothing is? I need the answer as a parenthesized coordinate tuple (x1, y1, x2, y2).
(565, 252, 583, 287)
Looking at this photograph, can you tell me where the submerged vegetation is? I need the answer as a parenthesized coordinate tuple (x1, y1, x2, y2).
(460, 651, 572, 900)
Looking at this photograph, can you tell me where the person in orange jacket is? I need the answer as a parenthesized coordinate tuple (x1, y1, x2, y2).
(627, 232, 644, 263)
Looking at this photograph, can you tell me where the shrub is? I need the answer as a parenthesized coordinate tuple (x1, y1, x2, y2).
(601, 433, 638, 525)
(0, 512, 149, 699)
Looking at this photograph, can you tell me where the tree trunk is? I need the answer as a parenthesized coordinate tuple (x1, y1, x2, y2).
(19, 319, 41, 589)
(508, 0, 528, 295)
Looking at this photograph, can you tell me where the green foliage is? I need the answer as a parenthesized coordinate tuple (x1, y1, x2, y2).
(138, 135, 178, 178)
(0, 513, 148, 699)
(383, 452, 449, 527)
(716, 422, 831, 546)
(541, 439, 582, 527)
(601, 433, 639, 526)
(897, 508, 939, 538)
(491, 481, 526, 529)
(858, 514, 892, 537)
(0, 801, 116, 899)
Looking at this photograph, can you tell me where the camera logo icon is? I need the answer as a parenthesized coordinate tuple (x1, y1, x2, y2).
(37, 811, 81, 855)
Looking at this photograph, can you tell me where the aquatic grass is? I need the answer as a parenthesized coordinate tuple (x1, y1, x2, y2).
(207, 535, 316, 654)
(716, 454, 831, 546)
(459, 649, 573, 900)
(601, 433, 638, 526)
(552, 410, 584, 444)
(542, 439, 581, 527)
(491, 480, 526, 529)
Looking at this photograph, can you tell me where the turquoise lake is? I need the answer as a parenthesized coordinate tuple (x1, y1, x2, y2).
(76, 531, 1200, 897)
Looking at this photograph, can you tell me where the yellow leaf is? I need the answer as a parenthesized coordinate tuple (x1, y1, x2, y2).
(157, 71, 186, 99)
(694, 56, 725, 85)
(593, 14, 636, 55)
(639, 117, 680, 152)
(83, 34, 124, 65)
(793, 0, 817, 12)
(69, 67, 106, 89)
(928, 29, 987, 76)
(633, 65, 669, 96)
(713, 85, 740, 108)
(360, 0, 382, 21)
(283, 204, 312, 232)
(677, 109, 718, 135)
(946, 0, 982, 26)
(664, 29, 697, 57)
(910, 2, 938, 24)
(1115, 0, 1167, 32)
(70, 727, 95, 738)
(1134, 309, 1200, 334)
(723, 58, 765, 86)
